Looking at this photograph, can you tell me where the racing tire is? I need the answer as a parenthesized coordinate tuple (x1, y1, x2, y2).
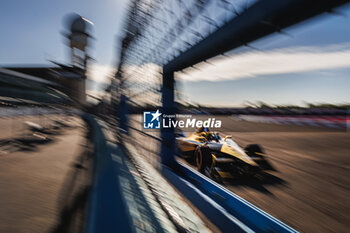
(245, 144, 264, 156)
(245, 144, 274, 170)
(195, 146, 211, 173)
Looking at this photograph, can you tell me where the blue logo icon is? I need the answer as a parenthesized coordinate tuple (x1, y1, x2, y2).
(143, 110, 161, 129)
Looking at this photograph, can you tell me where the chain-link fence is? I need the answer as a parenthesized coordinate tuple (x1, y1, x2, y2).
(114, 0, 350, 168)
(113, 0, 257, 168)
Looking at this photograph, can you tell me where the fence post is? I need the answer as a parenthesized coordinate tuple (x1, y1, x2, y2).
(160, 68, 177, 168)
(119, 94, 129, 135)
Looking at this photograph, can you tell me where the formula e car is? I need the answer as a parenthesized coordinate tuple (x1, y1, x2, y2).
(176, 127, 274, 182)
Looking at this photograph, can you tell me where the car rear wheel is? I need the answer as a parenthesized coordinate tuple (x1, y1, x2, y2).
(245, 144, 274, 170)
(245, 144, 264, 156)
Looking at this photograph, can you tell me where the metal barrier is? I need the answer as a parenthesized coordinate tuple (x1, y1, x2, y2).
(82, 115, 133, 233)
(165, 162, 298, 233)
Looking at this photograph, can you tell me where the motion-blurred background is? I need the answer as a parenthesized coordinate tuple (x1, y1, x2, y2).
(0, 0, 349, 233)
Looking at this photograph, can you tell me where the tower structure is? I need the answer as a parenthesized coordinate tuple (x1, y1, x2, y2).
(63, 14, 93, 105)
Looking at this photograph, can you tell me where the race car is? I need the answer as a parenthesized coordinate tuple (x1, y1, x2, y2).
(176, 127, 274, 182)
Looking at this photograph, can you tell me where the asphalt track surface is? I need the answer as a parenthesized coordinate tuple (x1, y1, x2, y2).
(0, 115, 90, 233)
(179, 115, 350, 233)
(6, 113, 345, 232)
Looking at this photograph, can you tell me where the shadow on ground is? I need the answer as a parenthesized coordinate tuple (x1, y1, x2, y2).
(0, 135, 54, 153)
(226, 172, 287, 196)
(49, 140, 93, 233)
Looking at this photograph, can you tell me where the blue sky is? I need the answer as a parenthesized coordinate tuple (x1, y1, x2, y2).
(0, 0, 128, 66)
(1, 1, 350, 106)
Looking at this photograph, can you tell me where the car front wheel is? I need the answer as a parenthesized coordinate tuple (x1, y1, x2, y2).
(195, 146, 210, 173)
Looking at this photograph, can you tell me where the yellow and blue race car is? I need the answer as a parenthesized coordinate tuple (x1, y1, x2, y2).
(176, 127, 274, 183)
